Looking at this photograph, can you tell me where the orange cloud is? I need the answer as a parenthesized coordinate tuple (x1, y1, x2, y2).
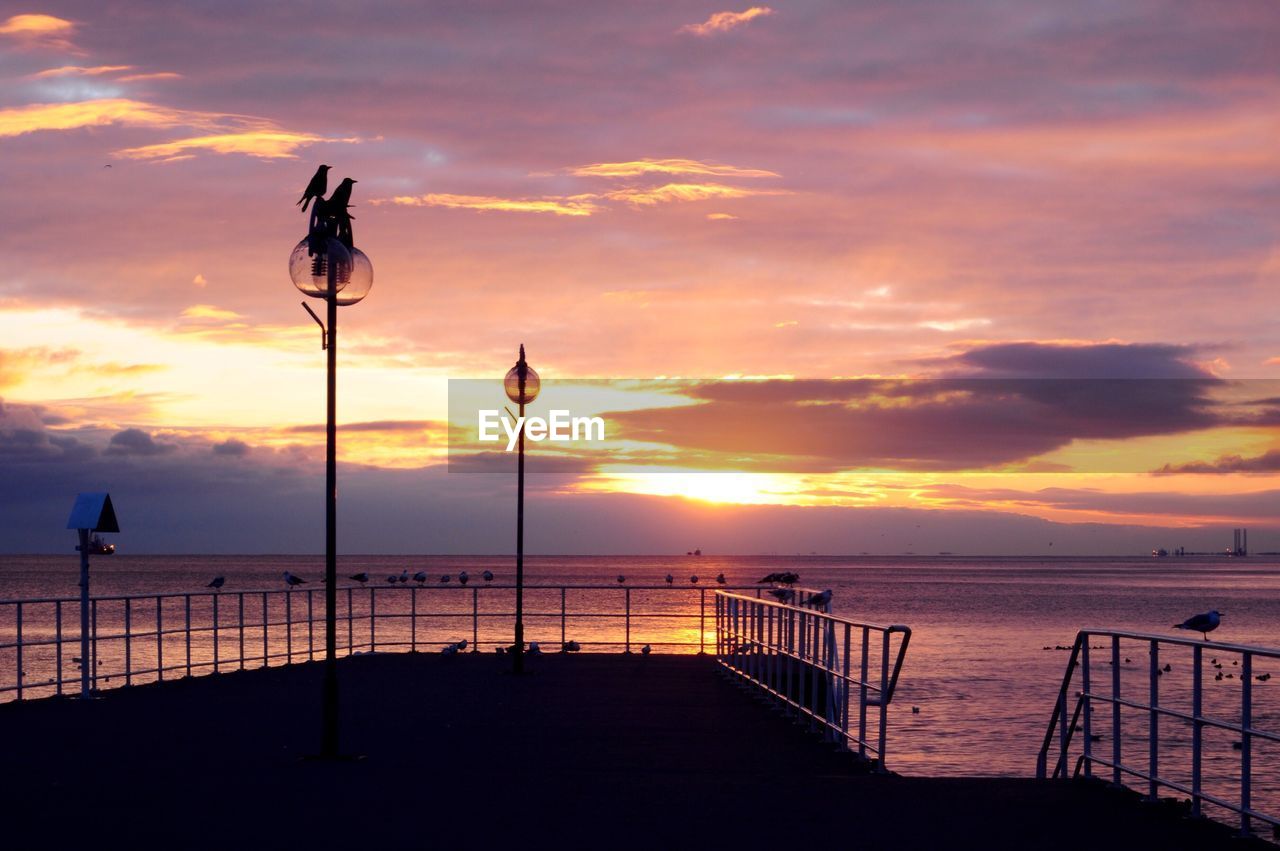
(680, 7, 773, 36)
(30, 64, 132, 79)
(602, 182, 782, 205)
(0, 98, 353, 160)
(378, 193, 600, 216)
(571, 158, 779, 179)
(0, 13, 78, 50)
(116, 72, 183, 82)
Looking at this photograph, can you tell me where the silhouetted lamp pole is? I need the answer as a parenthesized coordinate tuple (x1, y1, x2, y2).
(504, 345, 539, 674)
(288, 167, 373, 758)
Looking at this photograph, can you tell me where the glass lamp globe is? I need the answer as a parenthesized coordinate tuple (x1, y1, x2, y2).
(504, 360, 540, 405)
(335, 247, 373, 306)
(289, 236, 351, 298)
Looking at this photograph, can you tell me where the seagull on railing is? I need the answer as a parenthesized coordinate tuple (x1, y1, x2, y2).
(769, 588, 795, 603)
(563, 640, 581, 652)
(482, 570, 494, 583)
(716, 573, 726, 584)
(207, 576, 225, 591)
(616, 575, 626, 584)
(528, 642, 542, 656)
(398, 570, 409, 583)
(690, 575, 699, 584)
(459, 571, 470, 585)
(349, 572, 370, 585)
(283, 571, 305, 588)
(641, 643, 652, 655)
(440, 574, 451, 584)
(665, 574, 674, 585)
(413, 570, 427, 585)
(807, 589, 833, 609)
(758, 571, 800, 585)
(386, 575, 397, 584)
(1173, 610, 1222, 640)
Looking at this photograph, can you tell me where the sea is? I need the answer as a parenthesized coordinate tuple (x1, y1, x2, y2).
(1, 553, 1277, 821)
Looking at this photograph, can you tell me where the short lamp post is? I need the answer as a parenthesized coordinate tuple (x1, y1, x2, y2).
(288, 168, 373, 758)
(66, 492, 119, 699)
(504, 345, 539, 674)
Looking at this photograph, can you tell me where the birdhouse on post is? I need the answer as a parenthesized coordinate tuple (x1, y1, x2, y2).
(67, 492, 119, 698)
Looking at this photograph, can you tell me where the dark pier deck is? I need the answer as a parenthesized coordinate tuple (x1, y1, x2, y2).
(1, 655, 1265, 848)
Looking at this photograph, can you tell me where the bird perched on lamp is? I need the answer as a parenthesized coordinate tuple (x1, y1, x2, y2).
(297, 164, 329, 212)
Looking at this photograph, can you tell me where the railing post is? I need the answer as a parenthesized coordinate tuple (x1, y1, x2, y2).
(411, 586, 417, 652)
(238, 593, 245, 671)
(859, 626, 869, 757)
(91, 598, 98, 693)
(1242, 652, 1253, 836)
(124, 597, 132, 686)
(15, 602, 23, 700)
(261, 592, 268, 666)
(55, 600, 63, 696)
(699, 588, 706, 655)
(1191, 643, 1202, 817)
(1111, 635, 1121, 786)
(212, 594, 219, 673)
(156, 596, 163, 681)
(286, 591, 293, 663)
(841, 623, 851, 747)
(1147, 639, 1159, 801)
(878, 630, 890, 767)
(1080, 640, 1091, 777)
(473, 586, 479, 651)
(346, 587, 353, 654)
(307, 589, 314, 661)
(184, 595, 192, 678)
(560, 587, 566, 649)
(370, 587, 376, 653)
(624, 588, 631, 653)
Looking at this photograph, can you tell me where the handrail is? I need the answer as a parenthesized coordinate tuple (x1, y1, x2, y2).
(0, 583, 813, 703)
(713, 590, 911, 769)
(1036, 627, 1280, 838)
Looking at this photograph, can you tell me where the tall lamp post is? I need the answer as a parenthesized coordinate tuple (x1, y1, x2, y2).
(288, 168, 373, 757)
(504, 345, 539, 674)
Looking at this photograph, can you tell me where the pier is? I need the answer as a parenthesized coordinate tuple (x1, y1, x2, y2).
(1, 652, 1264, 849)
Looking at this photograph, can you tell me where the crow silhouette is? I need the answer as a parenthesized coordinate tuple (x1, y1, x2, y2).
(297, 164, 330, 212)
(326, 177, 356, 215)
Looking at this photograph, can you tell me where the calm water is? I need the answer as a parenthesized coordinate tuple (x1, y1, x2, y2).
(2, 553, 1278, 816)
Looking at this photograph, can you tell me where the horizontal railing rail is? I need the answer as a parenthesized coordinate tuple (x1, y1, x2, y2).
(1036, 628, 1280, 838)
(713, 590, 911, 770)
(0, 583, 825, 703)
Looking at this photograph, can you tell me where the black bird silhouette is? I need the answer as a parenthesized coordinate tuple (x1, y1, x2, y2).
(297, 164, 330, 212)
(207, 576, 225, 590)
(327, 177, 356, 215)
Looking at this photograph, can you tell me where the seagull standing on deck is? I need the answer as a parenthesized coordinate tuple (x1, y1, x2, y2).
(1174, 610, 1222, 640)
(207, 576, 225, 591)
(283, 571, 305, 588)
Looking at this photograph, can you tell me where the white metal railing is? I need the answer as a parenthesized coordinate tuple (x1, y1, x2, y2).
(1037, 628, 1280, 837)
(0, 583, 815, 702)
(714, 590, 911, 769)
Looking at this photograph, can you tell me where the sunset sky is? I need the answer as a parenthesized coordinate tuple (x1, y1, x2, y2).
(2, 2, 1278, 553)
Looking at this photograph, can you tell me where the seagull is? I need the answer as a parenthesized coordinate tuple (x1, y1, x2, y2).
(665, 574, 674, 585)
(616, 575, 626, 584)
(440, 575, 451, 584)
(641, 643, 652, 655)
(690, 575, 699, 584)
(442, 643, 459, 656)
(398, 570, 409, 583)
(349, 572, 370, 584)
(562, 640, 581, 652)
(769, 588, 795, 603)
(283, 571, 305, 587)
(296, 164, 330, 212)
(386, 575, 397, 584)
(207, 576, 225, 591)
(482, 570, 494, 583)
(459, 571, 469, 585)
(716, 573, 726, 584)
(528, 642, 542, 656)
(1173, 610, 1222, 640)
(413, 570, 427, 584)
(807, 589, 833, 609)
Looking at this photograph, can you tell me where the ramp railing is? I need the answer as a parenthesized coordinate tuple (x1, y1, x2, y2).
(1037, 628, 1280, 837)
(713, 590, 911, 769)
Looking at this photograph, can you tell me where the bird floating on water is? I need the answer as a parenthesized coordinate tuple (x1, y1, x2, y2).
(1173, 610, 1222, 641)
(349, 572, 369, 585)
(482, 570, 494, 583)
(283, 571, 305, 587)
(413, 571, 427, 584)
(207, 576, 225, 591)
(459, 571, 470, 585)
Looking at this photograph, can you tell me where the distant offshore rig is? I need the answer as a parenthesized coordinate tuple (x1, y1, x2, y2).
(1152, 527, 1249, 557)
